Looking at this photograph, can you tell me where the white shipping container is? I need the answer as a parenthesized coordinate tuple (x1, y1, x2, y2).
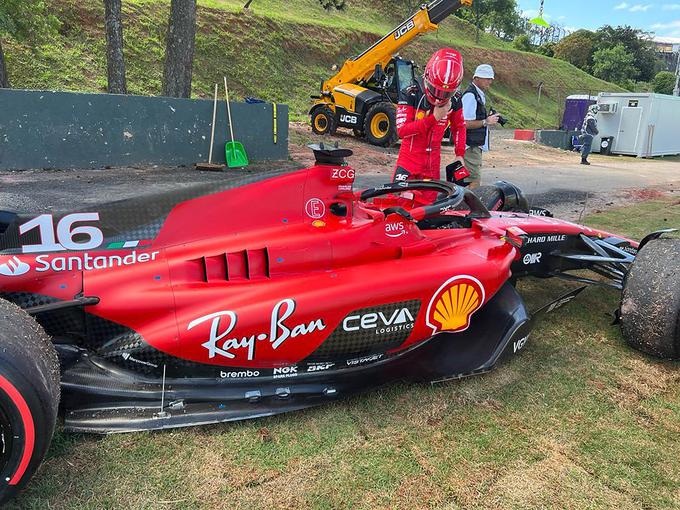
(593, 93, 680, 157)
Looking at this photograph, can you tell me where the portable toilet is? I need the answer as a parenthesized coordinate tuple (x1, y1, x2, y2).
(561, 95, 597, 131)
(594, 93, 680, 157)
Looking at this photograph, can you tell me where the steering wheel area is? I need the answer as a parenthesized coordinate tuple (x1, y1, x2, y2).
(359, 180, 491, 222)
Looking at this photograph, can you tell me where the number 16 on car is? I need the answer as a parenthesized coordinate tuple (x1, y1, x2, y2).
(19, 213, 104, 253)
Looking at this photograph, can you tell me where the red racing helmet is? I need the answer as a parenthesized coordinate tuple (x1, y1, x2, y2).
(423, 48, 464, 106)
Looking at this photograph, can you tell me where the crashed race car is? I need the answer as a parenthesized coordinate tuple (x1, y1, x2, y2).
(0, 145, 678, 503)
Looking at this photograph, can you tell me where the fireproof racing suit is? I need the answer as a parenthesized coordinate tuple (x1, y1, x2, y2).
(392, 85, 466, 197)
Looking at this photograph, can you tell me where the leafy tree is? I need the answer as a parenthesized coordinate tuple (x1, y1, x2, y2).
(485, 3, 524, 40)
(554, 30, 596, 73)
(512, 34, 533, 52)
(0, 0, 60, 88)
(592, 44, 636, 86)
(0, 0, 59, 39)
(594, 25, 656, 82)
(162, 0, 197, 98)
(457, 0, 524, 42)
(652, 71, 676, 95)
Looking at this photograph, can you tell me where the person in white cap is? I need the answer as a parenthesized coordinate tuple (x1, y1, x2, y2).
(461, 64, 500, 188)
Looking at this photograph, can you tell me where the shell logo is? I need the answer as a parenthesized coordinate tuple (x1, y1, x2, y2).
(426, 275, 485, 334)
(416, 111, 426, 120)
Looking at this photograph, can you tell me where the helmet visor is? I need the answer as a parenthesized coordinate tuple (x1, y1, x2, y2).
(425, 80, 454, 105)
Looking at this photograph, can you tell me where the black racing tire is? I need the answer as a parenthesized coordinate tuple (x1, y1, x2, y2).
(0, 300, 60, 505)
(621, 239, 680, 359)
(364, 102, 398, 147)
(311, 106, 337, 136)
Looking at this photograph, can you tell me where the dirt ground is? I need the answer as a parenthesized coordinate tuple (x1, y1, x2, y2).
(2, 122, 679, 221)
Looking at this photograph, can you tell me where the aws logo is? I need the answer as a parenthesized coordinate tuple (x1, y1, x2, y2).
(426, 276, 485, 334)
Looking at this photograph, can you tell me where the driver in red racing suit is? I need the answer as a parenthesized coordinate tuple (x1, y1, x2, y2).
(392, 48, 466, 202)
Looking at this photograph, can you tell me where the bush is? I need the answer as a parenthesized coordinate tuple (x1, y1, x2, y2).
(652, 71, 676, 95)
(536, 42, 555, 57)
(633, 81, 652, 92)
(319, 0, 345, 9)
(512, 34, 533, 52)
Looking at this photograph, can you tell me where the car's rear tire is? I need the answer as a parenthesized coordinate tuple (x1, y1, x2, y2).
(0, 299, 60, 505)
(621, 239, 680, 359)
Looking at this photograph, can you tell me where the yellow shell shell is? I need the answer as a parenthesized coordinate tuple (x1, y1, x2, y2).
(432, 283, 480, 331)
(416, 111, 426, 120)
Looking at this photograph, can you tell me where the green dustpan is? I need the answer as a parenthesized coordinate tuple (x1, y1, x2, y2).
(226, 141, 249, 168)
(223, 76, 249, 168)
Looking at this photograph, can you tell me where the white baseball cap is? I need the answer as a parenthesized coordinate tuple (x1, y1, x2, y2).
(474, 64, 495, 79)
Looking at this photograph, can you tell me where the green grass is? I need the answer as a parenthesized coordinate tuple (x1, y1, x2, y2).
(2, 0, 624, 128)
(7, 199, 680, 509)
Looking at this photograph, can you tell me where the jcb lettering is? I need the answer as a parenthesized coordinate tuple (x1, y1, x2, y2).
(395, 19, 415, 40)
(340, 115, 358, 125)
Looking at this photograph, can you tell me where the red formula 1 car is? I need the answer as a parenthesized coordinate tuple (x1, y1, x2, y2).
(0, 145, 678, 502)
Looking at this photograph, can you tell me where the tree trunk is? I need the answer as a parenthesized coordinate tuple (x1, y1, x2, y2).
(162, 0, 197, 98)
(104, 0, 127, 94)
(0, 39, 10, 88)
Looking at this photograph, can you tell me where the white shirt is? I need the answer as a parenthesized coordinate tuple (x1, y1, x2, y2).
(462, 83, 489, 152)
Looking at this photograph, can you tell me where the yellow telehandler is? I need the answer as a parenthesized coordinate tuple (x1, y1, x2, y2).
(309, 0, 472, 147)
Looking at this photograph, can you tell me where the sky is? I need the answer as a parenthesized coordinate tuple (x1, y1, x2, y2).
(516, 0, 680, 43)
